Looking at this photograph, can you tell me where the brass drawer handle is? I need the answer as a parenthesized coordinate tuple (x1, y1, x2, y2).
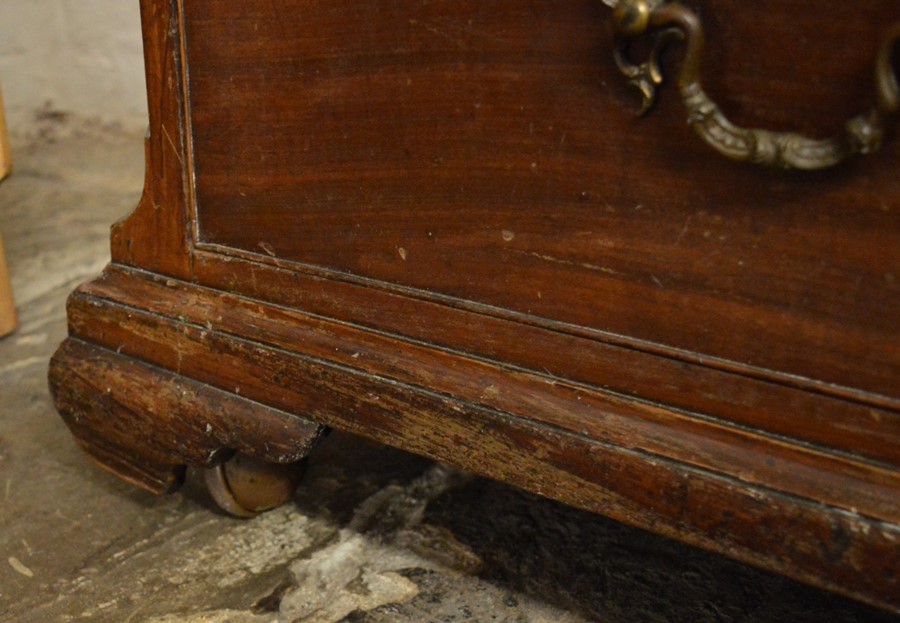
(608, 0, 900, 170)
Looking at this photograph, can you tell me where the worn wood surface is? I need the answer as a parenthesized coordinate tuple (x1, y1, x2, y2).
(11, 124, 896, 623)
(46, 0, 900, 613)
(54, 265, 900, 610)
(50, 338, 326, 493)
(194, 250, 900, 466)
(71, 266, 900, 525)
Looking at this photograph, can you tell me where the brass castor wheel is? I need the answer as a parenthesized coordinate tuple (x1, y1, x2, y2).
(204, 453, 307, 518)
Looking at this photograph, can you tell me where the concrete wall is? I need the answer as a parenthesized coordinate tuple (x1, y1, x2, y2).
(0, 0, 147, 136)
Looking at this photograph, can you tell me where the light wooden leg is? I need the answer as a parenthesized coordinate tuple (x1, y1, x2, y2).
(0, 84, 10, 180)
(0, 233, 16, 337)
(0, 84, 16, 336)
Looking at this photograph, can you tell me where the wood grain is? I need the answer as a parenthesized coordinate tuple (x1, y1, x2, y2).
(183, 0, 900, 399)
(56, 268, 900, 610)
(108, 0, 193, 280)
(193, 250, 900, 466)
(47, 0, 900, 613)
(73, 266, 900, 524)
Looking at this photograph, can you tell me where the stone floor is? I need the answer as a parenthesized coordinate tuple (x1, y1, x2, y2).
(0, 121, 896, 623)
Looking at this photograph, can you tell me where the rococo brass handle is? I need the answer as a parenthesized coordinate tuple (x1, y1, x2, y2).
(606, 0, 900, 170)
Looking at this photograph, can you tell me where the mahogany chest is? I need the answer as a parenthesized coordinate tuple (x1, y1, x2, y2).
(50, 0, 900, 610)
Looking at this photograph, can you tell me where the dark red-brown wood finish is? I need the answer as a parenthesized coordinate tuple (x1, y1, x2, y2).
(50, 0, 899, 611)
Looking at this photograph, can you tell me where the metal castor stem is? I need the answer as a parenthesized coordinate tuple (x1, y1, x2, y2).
(204, 453, 307, 518)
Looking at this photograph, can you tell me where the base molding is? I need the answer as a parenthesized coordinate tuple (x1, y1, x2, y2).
(49, 337, 326, 494)
(47, 264, 900, 611)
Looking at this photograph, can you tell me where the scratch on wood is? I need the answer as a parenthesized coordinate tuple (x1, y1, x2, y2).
(521, 251, 622, 276)
(674, 215, 692, 245)
(697, 250, 721, 266)
(409, 19, 467, 49)
(160, 125, 184, 165)
(409, 17, 505, 49)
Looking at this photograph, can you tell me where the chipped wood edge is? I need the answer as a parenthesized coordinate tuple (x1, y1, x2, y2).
(75, 265, 900, 525)
(50, 267, 900, 612)
(49, 337, 327, 494)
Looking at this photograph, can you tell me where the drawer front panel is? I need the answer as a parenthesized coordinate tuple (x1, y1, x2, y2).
(183, 0, 900, 401)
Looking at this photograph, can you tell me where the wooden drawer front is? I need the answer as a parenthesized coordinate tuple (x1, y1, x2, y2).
(183, 0, 900, 404)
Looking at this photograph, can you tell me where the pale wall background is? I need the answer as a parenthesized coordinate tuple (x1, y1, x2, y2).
(0, 0, 147, 136)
